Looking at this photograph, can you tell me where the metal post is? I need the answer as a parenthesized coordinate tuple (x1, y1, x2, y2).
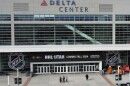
(118, 66, 120, 86)
(129, 71, 130, 86)
(17, 69, 19, 86)
(7, 76, 10, 86)
(118, 74, 119, 86)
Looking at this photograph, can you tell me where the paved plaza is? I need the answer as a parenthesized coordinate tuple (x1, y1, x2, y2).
(28, 73, 110, 86)
(0, 72, 28, 86)
(106, 73, 130, 85)
(0, 72, 130, 86)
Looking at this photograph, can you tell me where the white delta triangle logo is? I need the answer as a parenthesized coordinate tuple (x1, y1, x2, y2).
(41, 0, 47, 6)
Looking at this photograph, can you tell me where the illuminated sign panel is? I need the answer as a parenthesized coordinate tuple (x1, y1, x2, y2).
(41, 0, 88, 12)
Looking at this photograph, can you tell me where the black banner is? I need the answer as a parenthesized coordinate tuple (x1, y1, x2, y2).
(28, 51, 103, 62)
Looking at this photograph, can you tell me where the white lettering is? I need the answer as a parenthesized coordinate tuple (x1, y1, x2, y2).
(59, 7, 88, 12)
(45, 55, 53, 59)
(50, 0, 55, 5)
(50, 0, 76, 6)
(54, 55, 64, 59)
(90, 55, 100, 58)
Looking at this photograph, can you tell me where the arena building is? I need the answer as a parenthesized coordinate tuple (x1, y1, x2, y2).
(0, 0, 130, 74)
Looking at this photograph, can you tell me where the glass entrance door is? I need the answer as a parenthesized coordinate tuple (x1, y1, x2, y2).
(83, 65, 95, 72)
(37, 66, 50, 74)
(68, 66, 79, 73)
(54, 66, 67, 73)
(32, 62, 100, 74)
(54, 66, 79, 73)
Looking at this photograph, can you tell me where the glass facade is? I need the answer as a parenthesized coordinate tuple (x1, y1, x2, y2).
(116, 15, 130, 21)
(0, 24, 11, 45)
(1, 14, 130, 45)
(14, 14, 112, 21)
(15, 24, 112, 45)
(0, 14, 11, 21)
(116, 24, 130, 44)
(0, 13, 130, 72)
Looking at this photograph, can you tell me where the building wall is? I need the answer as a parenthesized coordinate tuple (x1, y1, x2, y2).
(0, 51, 129, 71)
(0, 0, 130, 50)
(0, 0, 130, 14)
(0, 0, 130, 71)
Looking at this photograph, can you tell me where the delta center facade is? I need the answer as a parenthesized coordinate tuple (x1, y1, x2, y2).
(0, 0, 130, 74)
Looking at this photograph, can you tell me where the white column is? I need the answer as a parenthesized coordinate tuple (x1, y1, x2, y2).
(11, 14, 15, 45)
(30, 63, 33, 72)
(7, 76, 10, 86)
(66, 66, 68, 73)
(112, 13, 116, 44)
(99, 61, 102, 70)
(17, 69, 19, 77)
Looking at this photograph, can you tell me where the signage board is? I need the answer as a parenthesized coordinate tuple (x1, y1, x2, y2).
(29, 51, 103, 62)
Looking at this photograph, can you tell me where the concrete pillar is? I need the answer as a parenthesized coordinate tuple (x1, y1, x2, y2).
(99, 61, 102, 70)
(11, 14, 14, 45)
(30, 63, 33, 72)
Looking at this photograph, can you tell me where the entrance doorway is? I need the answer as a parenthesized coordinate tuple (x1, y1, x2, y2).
(54, 66, 66, 73)
(37, 66, 50, 74)
(68, 66, 79, 73)
(31, 61, 102, 74)
(83, 65, 96, 72)
(53, 66, 79, 73)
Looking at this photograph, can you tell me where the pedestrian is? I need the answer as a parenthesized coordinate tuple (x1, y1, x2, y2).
(59, 76, 62, 83)
(102, 69, 104, 75)
(85, 74, 89, 80)
(63, 76, 65, 82)
(66, 76, 68, 82)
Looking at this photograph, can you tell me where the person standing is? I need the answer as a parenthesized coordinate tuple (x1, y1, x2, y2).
(86, 74, 89, 80)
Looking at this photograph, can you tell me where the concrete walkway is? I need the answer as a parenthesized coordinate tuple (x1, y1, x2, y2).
(105, 73, 130, 85)
(1, 72, 130, 86)
(28, 73, 110, 86)
(0, 72, 28, 86)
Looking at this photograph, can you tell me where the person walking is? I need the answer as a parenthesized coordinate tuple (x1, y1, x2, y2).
(85, 74, 89, 80)
(66, 76, 68, 82)
(59, 76, 62, 83)
(63, 76, 65, 82)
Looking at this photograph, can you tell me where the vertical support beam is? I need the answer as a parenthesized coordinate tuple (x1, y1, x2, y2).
(66, 66, 68, 73)
(11, 14, 15, 45)
(99, 61, 102, 70)
(7, 76, 10, 86)
(30, 63, 33, 72)
(112, 13, 116, 44)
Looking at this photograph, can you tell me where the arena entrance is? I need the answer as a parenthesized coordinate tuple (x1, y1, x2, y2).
(30, 61, 102, 74)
